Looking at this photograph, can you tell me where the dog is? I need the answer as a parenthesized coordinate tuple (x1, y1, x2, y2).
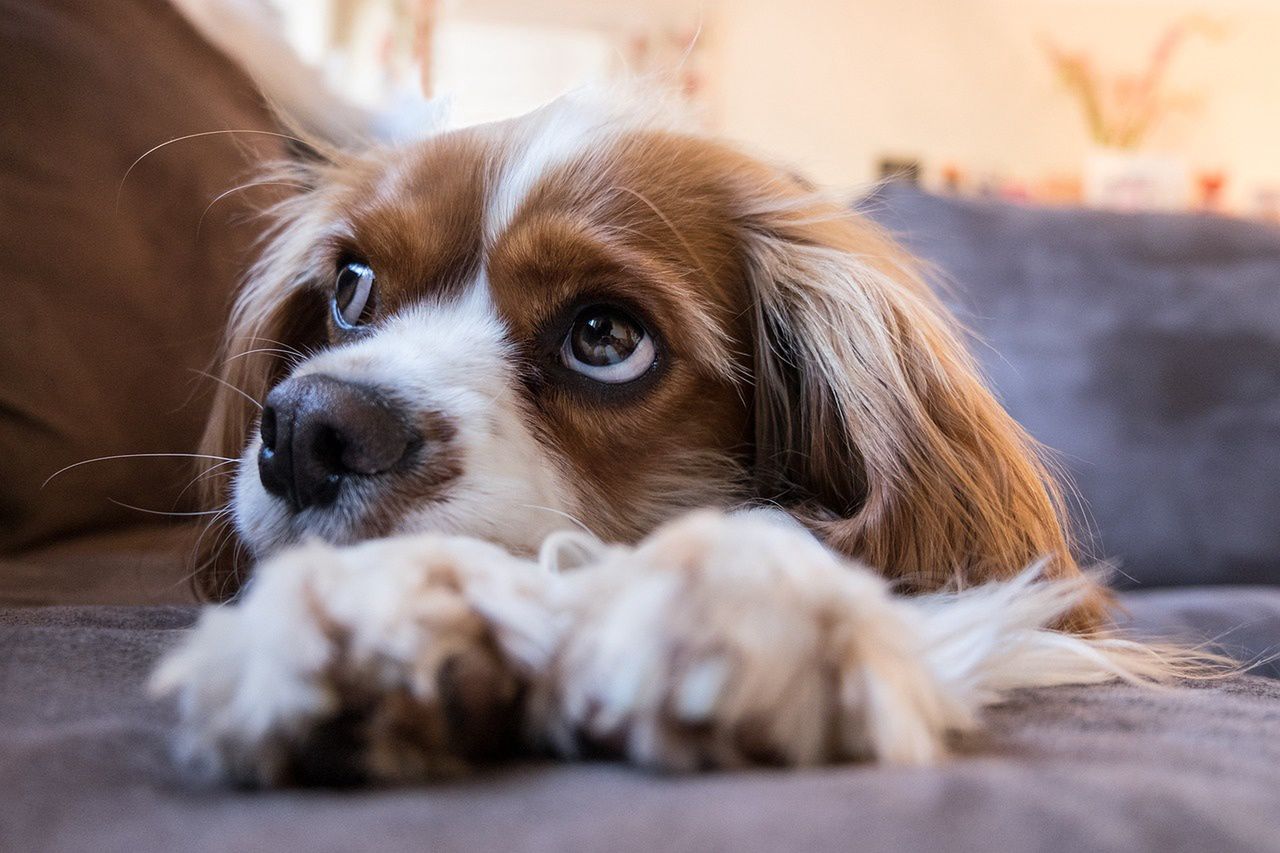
(152, 4, 1197, 787)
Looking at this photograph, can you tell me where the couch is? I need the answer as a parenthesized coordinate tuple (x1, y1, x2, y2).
(2, 2, 1278, 851)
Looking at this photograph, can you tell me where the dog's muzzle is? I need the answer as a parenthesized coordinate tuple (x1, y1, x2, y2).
(257, 375, 419, 511)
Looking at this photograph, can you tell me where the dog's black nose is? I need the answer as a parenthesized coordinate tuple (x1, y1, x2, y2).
(258, 375, 418, 511)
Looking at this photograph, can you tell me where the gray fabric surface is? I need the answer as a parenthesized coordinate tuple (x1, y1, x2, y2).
(866, 187, 1280, 589)
(1121, 586, 1280, 679)
(3, 590, 1280, 853)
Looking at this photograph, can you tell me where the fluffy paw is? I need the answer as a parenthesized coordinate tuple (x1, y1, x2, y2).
(540, 512, 969, 770)
(150, 535, 555, 786)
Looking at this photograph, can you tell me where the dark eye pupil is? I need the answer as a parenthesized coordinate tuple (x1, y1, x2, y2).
(333, 262, 375, 328)
(571, 309, 643, 367)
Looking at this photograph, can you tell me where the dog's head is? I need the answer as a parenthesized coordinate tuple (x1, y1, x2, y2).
(196, 93, 1086, 617)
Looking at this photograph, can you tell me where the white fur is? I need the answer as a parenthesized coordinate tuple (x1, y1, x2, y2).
(154, 512, 1183, 782)
(481, 86, 700, 244)
(483, 100, 605, 244)
(233, 282, 577, 560)
(151, 533, 557, 783)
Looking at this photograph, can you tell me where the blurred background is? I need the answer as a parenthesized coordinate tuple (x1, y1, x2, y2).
(270, 0, 1279, 220)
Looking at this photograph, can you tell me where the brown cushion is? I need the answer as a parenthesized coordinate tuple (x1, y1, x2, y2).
(0, 0, 285, 551)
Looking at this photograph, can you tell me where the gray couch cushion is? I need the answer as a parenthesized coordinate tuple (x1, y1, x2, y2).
(2, 591, 1279, 853)
(867, 187, 1280, 588)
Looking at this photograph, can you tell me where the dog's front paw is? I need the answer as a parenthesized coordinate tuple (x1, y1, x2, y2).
(542, 512, 966, 770)
(150, 536, 556, 786)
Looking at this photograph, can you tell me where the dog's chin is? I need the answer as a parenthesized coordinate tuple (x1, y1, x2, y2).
(231, 467, 347, 560)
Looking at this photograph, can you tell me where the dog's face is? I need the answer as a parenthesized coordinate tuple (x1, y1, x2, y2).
(231, 108, 758, 559)
(200, 94, 1083, 612)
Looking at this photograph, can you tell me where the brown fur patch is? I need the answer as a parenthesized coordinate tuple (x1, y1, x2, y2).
(331, 130, 497, 308)
(484, 132, 763, 541)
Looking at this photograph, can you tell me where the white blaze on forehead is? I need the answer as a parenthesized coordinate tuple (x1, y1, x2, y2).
(480, 88, 689, 245)
(483, 101, 607, 246)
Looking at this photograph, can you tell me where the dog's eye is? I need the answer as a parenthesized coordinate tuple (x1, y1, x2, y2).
(561, 306, 655, 383)
(333, 262, 376, 329)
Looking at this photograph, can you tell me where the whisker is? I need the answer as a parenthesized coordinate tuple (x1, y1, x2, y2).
(226, 536, 250, 600)
(196, 511, 234, 559)
(224, 347, 302, 364)
(196, 181, 309, 239)
(108, 498, 231, 518)
(235, 336, 306, 358)
(520, 504, 595, 535)
(189, 368, 263, 411)
(42, 452, 236, 489)
(174, 459, 240, 502)
(168, 511, 235, 595)
(115, 129, 309, 212)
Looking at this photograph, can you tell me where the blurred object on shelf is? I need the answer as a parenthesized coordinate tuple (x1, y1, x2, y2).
(1251, 186, 1280, 224)
(1034, 175, 1084, 206)
(1042, 14, 1227, 212)
(276, 0, 438, 108)
(1196, 170, 1228, 212)
(940, 164, 964, 194)
(1083, 148, 1188, 211)
(1042, 15, 1227, 150)
(878, 156, 921, 185)
(272, 0, 706, 127)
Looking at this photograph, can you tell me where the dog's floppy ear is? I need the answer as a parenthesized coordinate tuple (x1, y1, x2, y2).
(192, 175, 333, 602)
(738, 178, 1105, 628)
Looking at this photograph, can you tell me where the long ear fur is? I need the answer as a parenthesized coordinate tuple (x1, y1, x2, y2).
(192, 161, 335, 602)
(738, 178, 1106, 629)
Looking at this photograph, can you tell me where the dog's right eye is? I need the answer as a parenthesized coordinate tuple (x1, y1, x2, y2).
(333, 262, 376, 329)
(560, 305, 655, 383)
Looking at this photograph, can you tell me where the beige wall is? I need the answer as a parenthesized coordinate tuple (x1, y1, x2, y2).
(707, 0, 1280, 207)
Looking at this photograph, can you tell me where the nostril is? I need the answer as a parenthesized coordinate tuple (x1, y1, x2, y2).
(256, 402, 293, 507)
(311, 424, 347, 475)
(298, 424, 346, 508)
(260, 405, 278, 450)
(259, 374, 421, 512)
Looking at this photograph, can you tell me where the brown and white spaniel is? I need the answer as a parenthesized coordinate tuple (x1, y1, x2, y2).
(150, 20, 1196, 785)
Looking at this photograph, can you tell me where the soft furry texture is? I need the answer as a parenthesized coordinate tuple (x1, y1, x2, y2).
(189, 90, 1100, 630)
(153, 512, 1201, 785)
(153, 4, 1206, 783)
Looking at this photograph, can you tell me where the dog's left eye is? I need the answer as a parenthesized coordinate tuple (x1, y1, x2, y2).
(333, 262, 376, 329)
(561, 306, 655, 383)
